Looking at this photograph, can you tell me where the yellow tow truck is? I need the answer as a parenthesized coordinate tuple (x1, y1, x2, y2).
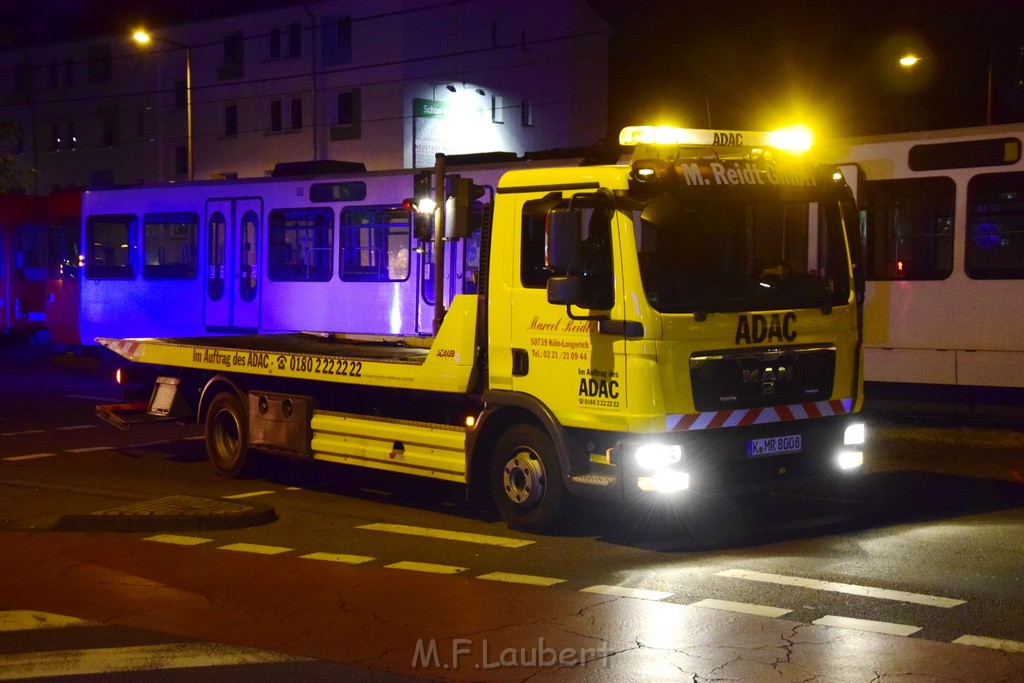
(99, 125, 866, 532)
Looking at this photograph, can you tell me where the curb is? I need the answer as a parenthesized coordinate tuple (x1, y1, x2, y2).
(54, 494, 277, 533)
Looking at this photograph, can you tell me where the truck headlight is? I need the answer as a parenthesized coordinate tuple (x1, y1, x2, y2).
(635, 443, 682, 470)
(638, 470, 690, 493)
(837, 451, 863, 470)
(844, 423, 865, 445)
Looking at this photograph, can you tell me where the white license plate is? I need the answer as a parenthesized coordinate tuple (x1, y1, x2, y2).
(747, 434, 802, 457)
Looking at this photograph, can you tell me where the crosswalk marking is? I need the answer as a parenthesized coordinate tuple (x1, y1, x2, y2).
(300, 552, 375, 564)
(144, 534, 214, 546)
(812, 614, 921, 637)
(690, 599, 792, 618)
(385, 561, 467, 574)
(580, 585, 673, 601)
(218, 543, 292, 555)
(477, 572, 566, 587)
(0, 610, 99, 632)
(222, 490, 276, 499)
(718, 569, 966, 608)
(952, 635, 1024, 654)
(358, 522, 533, 548)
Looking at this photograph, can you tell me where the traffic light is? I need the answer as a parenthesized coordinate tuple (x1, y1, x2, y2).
(445, 176, 486, 239)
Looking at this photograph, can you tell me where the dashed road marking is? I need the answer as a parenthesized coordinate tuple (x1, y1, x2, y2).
(56, 425, 99, 431)
(690, 598, 792, 618)
(144, 535, 213, 546)
(718, 569, 966, 608)
(222, 490, 276, 499)
(300, 552, 375, 564)
(0, 430, 45, 436)
(580, 585, 673, 601)
(3, 452, 58, 461)
(385, 561, 467, 574)
(218, 543, 292, 555)
(358, 522, 533, 548)
(65, 446, 114, 453)
(812, 614, 921, 637)
(477, 572, 566, 587)
(952, 635, 1024, 654)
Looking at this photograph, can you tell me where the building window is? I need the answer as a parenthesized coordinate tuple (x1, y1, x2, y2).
(268, 27, 281, 59)
(270, 100, 282, 132)
(99, 111, 117, 147)
(225, 105, 238, 137)
(290, 98, 302, 130)
(50, 123, 60, 151)
(175, 146, 188, 176)
(87, 43, 112, 84)
(143, 212, 198, 280)
(66, 122, 76, 151)
(49, 61, 59, 87)
(64, 57, 74, 86)
(218, 31, 244, 80)
(521, 100, 533, 127)
(321, 15, 352, 66)
(491, 95, 504, 124)
(288, 22, 301, 58)
(330, 89, 361, 140)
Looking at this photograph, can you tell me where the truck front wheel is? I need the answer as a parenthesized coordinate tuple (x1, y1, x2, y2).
(206, 391, 250, 478)
(491, 424, 567, 533)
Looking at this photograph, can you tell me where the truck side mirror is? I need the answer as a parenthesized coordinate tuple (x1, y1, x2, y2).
(547, 275, 582, 306)
(546, 208, 581, 273)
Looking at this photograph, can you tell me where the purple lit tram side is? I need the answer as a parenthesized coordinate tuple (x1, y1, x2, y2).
(77, 165, 505, 344)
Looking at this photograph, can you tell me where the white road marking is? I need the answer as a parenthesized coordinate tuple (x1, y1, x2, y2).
(300, 552, 375, 564)
(0, 642, 307, 680)
(56, 425, 98, 431)
(477, 572, 565, 587)
(580, 585, 673, 601)
(0, 611, 99, 632)
(222, 490, 275, 499)
(357, 522, 533, 548)
(65, 447, 114, 453)
(0, 430, 45, 436)
(952, 635, 1024, 654)
(718, 569, 965, 608)
(3, 452, 58, 461)
(218, 543, 292, 555)
(385, 561, 466, 574)
(144, 535, 213, 546)
(812, 615, 921, 637)
(690, 598, 792, 618)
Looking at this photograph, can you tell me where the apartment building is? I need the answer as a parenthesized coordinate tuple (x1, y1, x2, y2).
(0, 0, 609, 191)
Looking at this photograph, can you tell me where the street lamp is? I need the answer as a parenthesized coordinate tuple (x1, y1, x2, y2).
(133, 29, 193, 180)
(899, 52, 994, 125)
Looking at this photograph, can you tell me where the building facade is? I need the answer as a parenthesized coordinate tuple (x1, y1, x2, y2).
(0, 0, 609, 191)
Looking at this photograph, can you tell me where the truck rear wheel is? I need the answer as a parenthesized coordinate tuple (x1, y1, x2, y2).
(206, 391, 250, 478)
(491, 424, 567, 533)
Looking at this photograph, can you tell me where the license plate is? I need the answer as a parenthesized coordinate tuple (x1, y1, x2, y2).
(747, 434, 802, 457)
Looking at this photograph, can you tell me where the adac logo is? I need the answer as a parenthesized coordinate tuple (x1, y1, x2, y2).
(735, 313, 797, 345)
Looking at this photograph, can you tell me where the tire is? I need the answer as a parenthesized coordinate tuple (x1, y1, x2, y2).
(205, 391, 250, 478)
(490, 424, 568, 533)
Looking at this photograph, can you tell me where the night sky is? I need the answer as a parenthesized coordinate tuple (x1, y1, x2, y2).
(3, 0, 1023, 138)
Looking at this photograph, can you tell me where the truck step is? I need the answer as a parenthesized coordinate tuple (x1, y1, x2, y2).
(571, 474, 617, 487)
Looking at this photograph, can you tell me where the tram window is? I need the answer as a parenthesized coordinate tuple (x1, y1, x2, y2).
(268, 207, 333, 281)
(309, 181, 366, 202)
(85, 214, 136, 279)
(143, 212, 198, 279)
(48, 221, 80, 280)
(966, 172, 1024, 279)
(859, 177, 953, 280)
(339, 206, 411, 282)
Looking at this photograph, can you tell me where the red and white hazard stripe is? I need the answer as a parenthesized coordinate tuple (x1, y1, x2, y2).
(102, 339, 141, 360)
(666, 398, 853, 431)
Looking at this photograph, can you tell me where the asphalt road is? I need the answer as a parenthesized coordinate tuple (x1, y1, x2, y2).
(1, 342, 1023, 681)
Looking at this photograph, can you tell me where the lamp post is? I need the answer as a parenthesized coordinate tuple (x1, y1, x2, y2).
(133, 29, 193, 180)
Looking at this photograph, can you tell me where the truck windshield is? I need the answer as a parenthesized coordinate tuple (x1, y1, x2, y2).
(634, 190, 852, 315)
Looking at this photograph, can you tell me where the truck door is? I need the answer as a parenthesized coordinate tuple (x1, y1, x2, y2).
(204, 198, 262, 331)
(506, 192, 629, 426)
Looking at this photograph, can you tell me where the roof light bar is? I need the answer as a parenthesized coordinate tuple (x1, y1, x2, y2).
(619, 124, 813, 155)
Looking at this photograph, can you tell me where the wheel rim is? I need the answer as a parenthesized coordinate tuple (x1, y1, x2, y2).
(211, 408, 241, 466)
(501, 448, 546, 510)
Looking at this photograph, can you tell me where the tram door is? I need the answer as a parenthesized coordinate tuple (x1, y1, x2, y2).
(204, 198, 263, 331)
